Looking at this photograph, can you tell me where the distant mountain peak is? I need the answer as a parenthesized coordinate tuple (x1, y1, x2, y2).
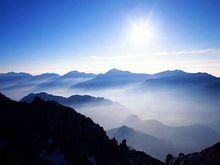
(106, 68, 131, 75)
(119, 125, 132, 130)
(62, 70, 96, 78)
(124, 114, 142, 123)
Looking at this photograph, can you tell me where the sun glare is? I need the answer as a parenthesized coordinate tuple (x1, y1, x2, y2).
(128, 20, 155, 46)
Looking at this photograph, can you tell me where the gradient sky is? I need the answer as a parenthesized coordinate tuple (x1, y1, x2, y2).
(1, 0, 220, 76)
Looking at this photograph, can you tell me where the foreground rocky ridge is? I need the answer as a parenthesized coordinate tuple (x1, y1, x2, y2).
(166, 142, 220, 165)
(0, 93, 163, 165)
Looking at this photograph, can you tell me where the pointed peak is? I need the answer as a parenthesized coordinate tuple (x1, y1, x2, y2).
(106, 68, 130, 75)
(63, 70, 81, 76)
(62, 70, 95, 78)
(37, 73, 60, 77)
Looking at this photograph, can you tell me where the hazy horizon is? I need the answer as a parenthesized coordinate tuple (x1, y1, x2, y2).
(1, 68, 220, 78)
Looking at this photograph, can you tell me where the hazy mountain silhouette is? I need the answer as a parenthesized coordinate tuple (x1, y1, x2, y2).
(72, 69, 150, 89)
(0, 72, 60, 100)
(0, 71, 96, 100)
(69, 69, 220, 97)
(142, 70, 220, 96)
(21, 92, 114, 108)
(36, 70, 96, 90)
(107, 126, 177, 161)
(123, 115, 220, 154)
(0, 72, 32, 83)
(0, 72, 59, 90)
(2, 69, 220, 98)
(0, 93, 163, 165)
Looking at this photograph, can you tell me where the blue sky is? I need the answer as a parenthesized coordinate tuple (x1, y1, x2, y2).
(1, 0, 220, 76)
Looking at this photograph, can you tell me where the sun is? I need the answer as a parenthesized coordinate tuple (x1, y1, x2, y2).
(128, 21, 155, 45)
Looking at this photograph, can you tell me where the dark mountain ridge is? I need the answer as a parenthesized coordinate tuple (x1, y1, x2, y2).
(0, 93, 163, 165)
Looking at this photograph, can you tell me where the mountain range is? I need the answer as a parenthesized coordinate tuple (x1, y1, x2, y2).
(72, 68, 150, 89)
(0, 72, 59, 90)
(0, 70, 96, 100)
(1, 69, 220, 99)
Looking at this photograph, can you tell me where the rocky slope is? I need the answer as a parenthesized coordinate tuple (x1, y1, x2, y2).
(166, 142, 220, 165)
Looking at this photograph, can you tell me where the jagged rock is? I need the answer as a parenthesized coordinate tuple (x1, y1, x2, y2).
(166, 142, 220, 165)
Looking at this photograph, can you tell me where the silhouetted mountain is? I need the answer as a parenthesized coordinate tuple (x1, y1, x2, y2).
(107, 126, 177, 161)
(0, 93, 163, 165)
(72, 69, 150, 89)
(21, 92, 114, 108)
(166, 142, 220, 165)
(123, 115, 220, 154)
